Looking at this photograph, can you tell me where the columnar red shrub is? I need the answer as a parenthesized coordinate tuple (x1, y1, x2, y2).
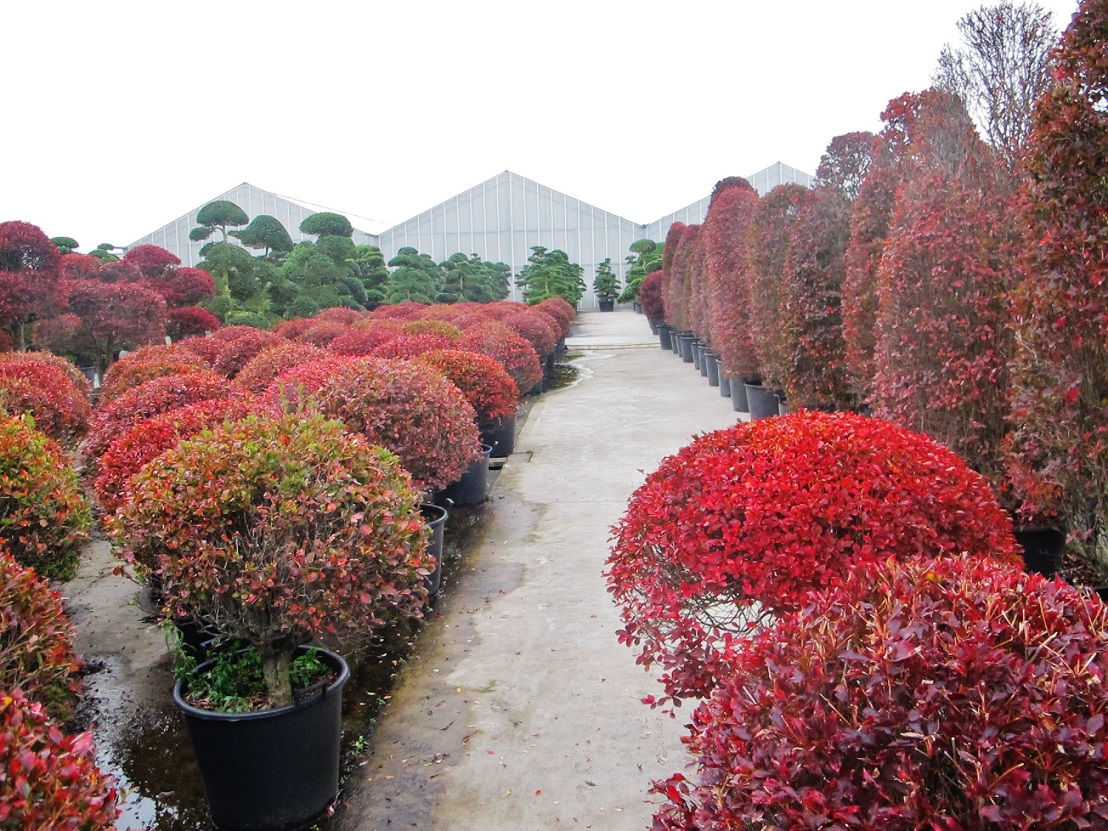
(415, 349, 519, 428)
(211, 328, 283, 378)
(606, 411, 1018, 704)
(232, 341, 330, 393)
(654, 557, 1108, 831)
(747, 183, 807, 390)
(663, 223, 699, 335)
(872, 173, 1016, 483)
(94, 395, 260, 517)
(778, 184, 855, 410)
(0, 415, 91, 581)
(639, 272, 665, 321)
(82, 371, 231, 467)
(702, 184, 759, 380)
(1006, 0, 1108, 566)
(457, 322, 543, 395)
(0, 548, 82, 721)
(0, 361, 91, 448)
(109, 410, 430, 706)
(0, 689, 120, 829)
(306, 357, 482, 492)
(98, 343, 213, 403)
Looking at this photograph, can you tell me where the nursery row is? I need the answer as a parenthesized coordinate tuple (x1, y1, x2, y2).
(0, 295, 575, 829)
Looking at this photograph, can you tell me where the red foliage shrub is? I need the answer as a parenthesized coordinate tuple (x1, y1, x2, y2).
(500, 309, 559, 359)
(639, 271, 665, 321)
(370, 301, 428, 321)
(481, 300, 529, 320)
(0, 415, 91, 581)
(176, 333, 224, 365)
(233, 341, 330, 393)
(401, 319, 462, 338)
(305, 357, 482, 492)
(372, 332, 458, 359)
(122, 244, 180, 278)
(778, 184, 856, 410)
(0, 222, 62, 348)
(109, 410, 430, 706)
(311, 306, 364, 325)
(271, 317, 316, 340)
(329, 327, 402, 356)
(94, 395, 260, 517)
(702, 186, 759, 380)
(415, 349, 519, 427)
(82, 371, 231, 468)
(0, 364, 90, 449)
(51, 279, 168, 373)
(661, 223, 698, 335)
(263, 356, 362, 410)
(654, 557, 1108, 831)
(0, 689, 120, 829)
(872, 173, 1016, 483)
(145, 266, 216, 308)
(606, 411, 1018, 704)
(296, 320, 351, 347)
(0, 351, 89, 397)
(96, 260, 142, 283)
(209, 324, 266, 342)
(211, 328, 283, 379)
(535, 297, 575, 337)
(166, 306, 221, 341)
(58, 253, 104, 280)
(457, 321, 543, 395)
(98, 343, 213, 403)
(1006, 1, 1108, 565)
(0, 548, 82, 721)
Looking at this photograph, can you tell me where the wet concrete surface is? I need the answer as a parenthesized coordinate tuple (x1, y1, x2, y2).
(61, 309, 744, 830)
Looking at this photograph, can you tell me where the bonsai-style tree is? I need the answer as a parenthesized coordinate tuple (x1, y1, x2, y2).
(1006, 0, 1108, 569)
(109, 410, 431, 707)
(654, 556, 1108, 830)
(231, 215, 295, 258)
(386, 247, 442, 305)
(516, 247, 585, 306)
(299, 212, 354, 238)
(190, 200, 249, 243)
(606, 411, 1018, 705)
(619, 239, 663, 303)
(438, 253, 512, 303)
(49, 236, 79, 255)
(591, 258, 621, 305)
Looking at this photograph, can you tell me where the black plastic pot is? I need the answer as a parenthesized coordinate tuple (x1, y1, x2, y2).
(421, 502, 449, 597)
(731, 379, 750, 413)
(719, 374, 732, 398)
(1013, 526, 1065, 577)
(435, 444, 492, 507)
(705, 352, 720, 386)
(481, 413, 517, 458)
(657, 324, 672, 350)
(598, 299, 615, 312)
(174, 645, 349, 831)
(746, 383, 778, 420)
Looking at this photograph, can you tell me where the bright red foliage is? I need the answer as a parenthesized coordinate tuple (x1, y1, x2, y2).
(0, 222, 61, 345)
(0, 361, 91, 448)
(457, 321, 543, 395)
(534, 296, 575, 338)
(702, 184, 759, 380)
(501, 309, 559, 359)
(606, 411, 1018, 704)
(145, 266, 216, 308)
(654, 557, 1108, 831)
(166, 306, 221, 341)
(0, 689, 120, 830)
(121, 244, 180, 278)
(329, 326, 402, 356)
(98, 343, 213, 403)
(372, 332, 459, 360)
(49, 279, 168, 373)
(233, 341, 329, 393)
(414, 348, 520, 427)
(211, 328, 283, 379)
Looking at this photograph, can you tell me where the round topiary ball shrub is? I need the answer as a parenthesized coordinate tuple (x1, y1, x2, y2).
(81, 370, 232, 470)
(606, 410, 1019, 704)
(210, 327, 283, 379)
(231, 341, 330, 394)
(94, 396, 263, 517)
(501, 309, 560, 361)
(535, 296, 575, 338)
(0, 689, 120, 829)
(654, 556, 1108, 831)
(0, 415, 91, 581)
(109, 410, 431, 707)
(0, 548, 82, 721)
(98, 343, 213, 403)
(372, 332, 459, 360)
(305, 357, 482, 493)
(0, 351, 90, 396)
(414, 349, 519, 430)
(457, 321, 543, 395)
(0, 360, 91, 449)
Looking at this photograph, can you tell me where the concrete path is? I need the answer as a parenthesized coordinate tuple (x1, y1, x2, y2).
(342, 309, 742, 831)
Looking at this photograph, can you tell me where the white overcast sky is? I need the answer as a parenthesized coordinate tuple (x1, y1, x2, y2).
(1, 0, 1080, 250)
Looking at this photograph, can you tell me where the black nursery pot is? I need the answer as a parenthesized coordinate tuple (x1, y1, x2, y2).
(174, 645, 350, 831)
(435, 445, 493, 507)
(421, 502, 449, 597)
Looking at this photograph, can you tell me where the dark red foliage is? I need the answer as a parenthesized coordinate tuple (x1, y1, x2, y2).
(662, 224, 699, 336)
(49, 279, 168, 373)
(639, 272, 665, 321)
(0, 222, 60, 273)
(99, 343, 213, 403)
(329, 326, 402, 356)
(372, 333, 458, 360)
(606, 411, 1018, 704)
(233, 341, 329, 393)
(0, 361, 91, 448)
(211, 328, 283, 379)
(534, 297, 575, 338)
(415, 348, 519, 427)
(58, 253, 104, 280)
(146, 266, 216, 308)
(660, 222, 688, 332)
(0, 222, 61, 340)
(501, 309, 559, 359)
(702, 187, 759, 380)
(457, 321, 543, 395)
(82, 371, 232, 468)
(0, 689, 120, 830)
(95, 396, 261, 518)
(166, 306, 221, 341)
(121, 244, 180, 278)
(814, 131, 876, 199)
(654, 557, 1108, 831)
(96, 260, 142, 283)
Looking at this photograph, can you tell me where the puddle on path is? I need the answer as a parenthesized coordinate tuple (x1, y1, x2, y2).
(91, 504, 490, 831)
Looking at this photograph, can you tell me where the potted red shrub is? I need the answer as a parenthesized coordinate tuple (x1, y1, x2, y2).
(605, 410, 1018, 706)
(654, 556, 1108, 830)
(109, 409, 431, 831)
(0, 358, 91, 450)
(457, 321, 543, 396)
(98, 343, 212, 403)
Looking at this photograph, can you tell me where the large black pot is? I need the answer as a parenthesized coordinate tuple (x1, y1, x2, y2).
(421, 503, 449, 597)
(678, 333, 695, 362)
(1013, 526, 1065, 577)
(435, 444, 492, 507)
(705, 352, 720, 386)
(730, 379, 749, 413)
(174, 645, 349, 831)
(598, 299, 615, 312)
(657, 324, 672, 350)
(719, 374, 732, 398)
(746, 383, 778, 420)
(480, 413, 517, 457)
